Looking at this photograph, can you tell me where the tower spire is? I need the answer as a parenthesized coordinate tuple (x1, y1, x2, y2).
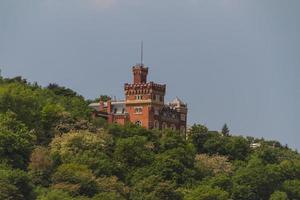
(141, 40, 143, 66)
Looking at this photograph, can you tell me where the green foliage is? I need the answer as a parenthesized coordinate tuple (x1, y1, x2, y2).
(206, 174, 232, 192)
(0, 165, 34, 200)
(50, 131, 117, 176)
(0, 112, 35, 169)
(221, 123, 230, 136)
(189, 124, 209, 152)
(29, 146, 53, 186)
(37, 189, 74, 200)
(0, 79, 91, 145)
(130, 175, 182, 200)
(150, 146, 198, 185)
(281, 179, 300, 200)
(96, 176, 129, 198)
(114, 135, 154, 169)
(184, 185, 229, 200)
(0, 76, 299, 200)
(92, 192, 125, 200)
(51, 163, 97, 197)
(231, 157, 284, 200)
(269, 191, 289, 200)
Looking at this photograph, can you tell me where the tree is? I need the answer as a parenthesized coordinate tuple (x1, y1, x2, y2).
(0, 112, 35, 169)
(159, 130, 187, 151)
(96, 176, 129, 199)
(0, 165, 34, 200)
(269, 191, 289, 200)
(150, 146, 198, 185)
(184, 185, 229, 200)
(231, 157, 283, 200)
(51, 163, 97, 197)
(50, 131, 116, 176)
(206, 174, 232, 192)
(131, 175, 182, 200)
(202, 135, 250, 161)
(225, 136, 250, 160)
(37, 189, 74, 200)
(47, 83, 78, 98)
(221, 124, 229, 136)
(282, 179, 300, 200)
(28, 146, 53, 186)
(189, 124, 209, 153)
(113, 136, 154, 169)
(195, 154, 232, 177)
(279, 159, 300, 180)
(92, 192, 125, 200)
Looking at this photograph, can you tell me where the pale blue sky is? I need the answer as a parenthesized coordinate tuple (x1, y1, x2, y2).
(0, 0, 299, 149)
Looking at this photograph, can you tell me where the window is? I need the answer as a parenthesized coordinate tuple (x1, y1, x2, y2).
(134, 107, 143, 114)
(154, 108, 159, 115)
(136, 95, 143, 100)
(135, 121, 142, 126)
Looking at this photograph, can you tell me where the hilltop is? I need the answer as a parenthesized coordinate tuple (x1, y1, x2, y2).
(0, 76, 299, 200)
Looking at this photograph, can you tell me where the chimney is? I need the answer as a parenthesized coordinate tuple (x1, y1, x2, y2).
(99, 97, 104, 111)
(107, 97, 112, 113)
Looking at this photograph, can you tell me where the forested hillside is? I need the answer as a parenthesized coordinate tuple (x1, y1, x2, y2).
(0, 76, 299, 200)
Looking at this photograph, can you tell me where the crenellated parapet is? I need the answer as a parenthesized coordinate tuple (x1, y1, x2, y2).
(124, 81, 166, 95)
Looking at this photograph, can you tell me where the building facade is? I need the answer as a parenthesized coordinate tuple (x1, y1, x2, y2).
(89, 64, 187, 134)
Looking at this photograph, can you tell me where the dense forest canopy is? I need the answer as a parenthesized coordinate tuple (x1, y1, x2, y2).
(0, 75, 299, 200)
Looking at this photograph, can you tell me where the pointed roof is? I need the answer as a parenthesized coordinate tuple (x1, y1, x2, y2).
(171, 97, 186, 107)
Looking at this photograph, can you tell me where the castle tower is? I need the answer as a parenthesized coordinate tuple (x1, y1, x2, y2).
(124, 64, 166, 129)
(133, 65, 148, 84)
(170, 97, 188, 134)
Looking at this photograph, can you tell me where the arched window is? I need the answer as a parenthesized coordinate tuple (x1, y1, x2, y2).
(135, 121, 142, 126)
(154, 120, 159, 129)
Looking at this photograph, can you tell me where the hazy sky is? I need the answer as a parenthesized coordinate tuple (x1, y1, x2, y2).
(0, 0, 299, 149)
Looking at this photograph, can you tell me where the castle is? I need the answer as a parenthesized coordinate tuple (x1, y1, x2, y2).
(89, 64, 187, 134)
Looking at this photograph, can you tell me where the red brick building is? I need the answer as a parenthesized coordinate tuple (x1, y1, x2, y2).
(89, 64, 187, 134)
